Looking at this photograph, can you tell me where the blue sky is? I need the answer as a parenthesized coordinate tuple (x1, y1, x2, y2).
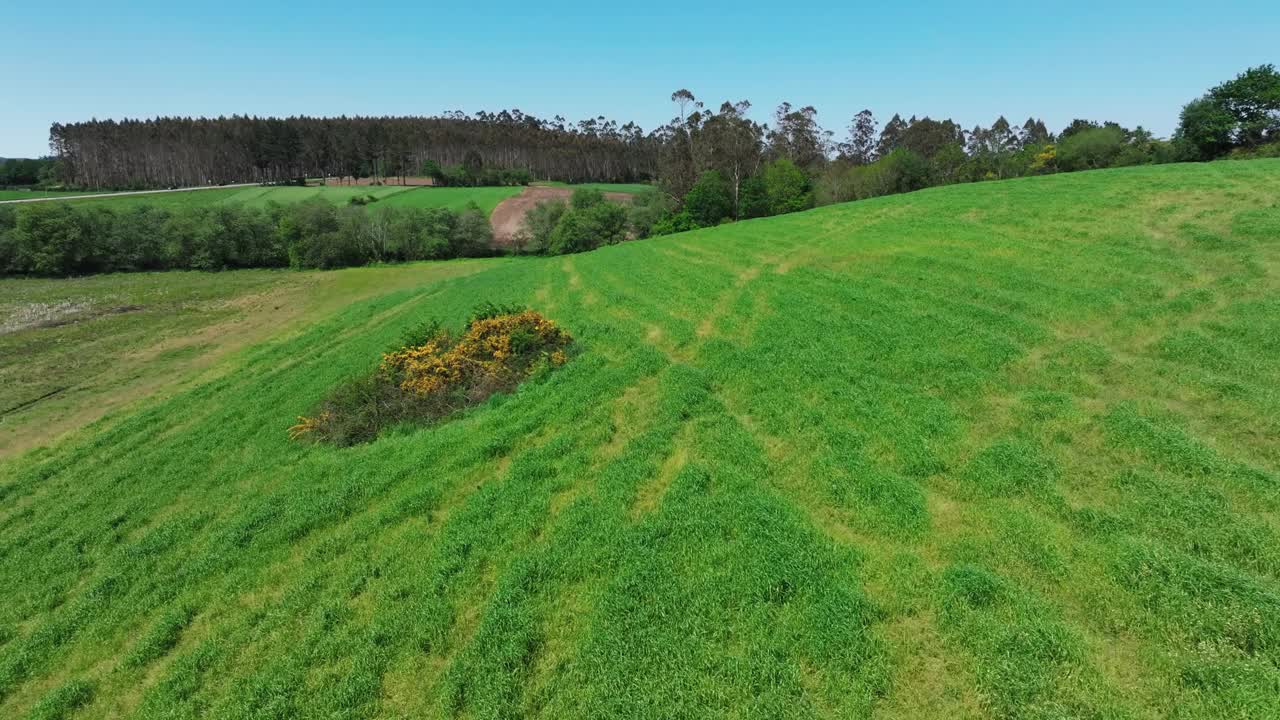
(3, 1, 1277, 157)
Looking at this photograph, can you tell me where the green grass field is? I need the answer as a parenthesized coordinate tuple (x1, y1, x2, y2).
(212, 185, 418, 207)
(1, 160, 1278, 719)
(538, 181, 655, 194)
(53, 187, 260, 208)
(378, 186, 523, 214)
(0, 189, 97, 201)
(26, 184, 520, 214)
(3, 184, 622, 214)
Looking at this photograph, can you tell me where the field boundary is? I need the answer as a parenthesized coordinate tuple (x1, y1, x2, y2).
(0, 183, 258, 204)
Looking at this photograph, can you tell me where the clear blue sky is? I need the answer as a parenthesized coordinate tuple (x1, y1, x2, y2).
(3, 1, 1277, 157)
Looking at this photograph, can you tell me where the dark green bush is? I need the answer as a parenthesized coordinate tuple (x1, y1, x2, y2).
(1227, 140, 1280, 159)
(683, 170, 733, 226)
(762, 159, 814, 215)
(649, 210, 701, 236)
(626, 189, 675, 238)
(451, 203, 494, 257)
(881, 148, 932, 194)
(394, 318, 444, 351)
(298, 371, 410, 447)
(468, 301, 528, 323)
(517, 199, 567, 253)
(14, 204, 95, 275)
(547, 200, 627, 254)
(513, 189, 630, 256)
(421, 160, 534, 187)
(0, 205, 15, 270)
(738, 177, 770, 219)
(1056, 127, 1127, 171)
(570, 188, 605, 210)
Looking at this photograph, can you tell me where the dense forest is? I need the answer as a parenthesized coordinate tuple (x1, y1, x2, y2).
(48, 113, 660, 189)
(36, 65, 1278, 199)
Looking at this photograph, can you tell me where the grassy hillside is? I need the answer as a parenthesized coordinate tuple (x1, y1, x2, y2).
(1, 160, 1278, 719)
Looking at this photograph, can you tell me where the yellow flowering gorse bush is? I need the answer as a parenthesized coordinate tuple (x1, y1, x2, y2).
(382, 310, 570, 398)
(290, 308, 572, 445)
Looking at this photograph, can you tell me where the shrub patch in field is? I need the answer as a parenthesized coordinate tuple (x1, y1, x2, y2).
(291, 305, 572, 445)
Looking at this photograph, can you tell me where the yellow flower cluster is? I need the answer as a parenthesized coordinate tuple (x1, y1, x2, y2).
(288, 411, 333, 440)
(289, 309, 571, 444)
(381, 310, 571, 397)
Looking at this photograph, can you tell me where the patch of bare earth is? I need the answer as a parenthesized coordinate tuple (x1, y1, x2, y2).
(489, 186, 635, 246)
(0, 300, 143, 335)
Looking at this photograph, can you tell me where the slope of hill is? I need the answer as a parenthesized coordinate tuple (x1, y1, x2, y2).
(1, 160, 1278, 719)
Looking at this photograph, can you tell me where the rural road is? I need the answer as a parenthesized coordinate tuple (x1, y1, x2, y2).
(0, 183, 258, 204)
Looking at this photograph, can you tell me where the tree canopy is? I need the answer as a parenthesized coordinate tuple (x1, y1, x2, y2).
(1177, 64, 1280, 159)
(50, 113, 660, 189)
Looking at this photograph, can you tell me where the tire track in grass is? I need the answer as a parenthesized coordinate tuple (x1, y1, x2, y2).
(368, 351, 660, 712)
(406, 358, 665, 716)
(434, 363, 893, 719)
(8, 161, 1280, 717)
(908, 193, 1280, 719)
(0, 258, 535, 712)
(680, 217, 1143, 718)
(128, 355, 631, 718)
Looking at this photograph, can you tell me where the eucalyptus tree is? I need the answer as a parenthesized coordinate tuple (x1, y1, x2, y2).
(839, 110, 878, 165)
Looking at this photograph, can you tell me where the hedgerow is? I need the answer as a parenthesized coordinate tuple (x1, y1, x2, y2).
(0, 198, 494, 276)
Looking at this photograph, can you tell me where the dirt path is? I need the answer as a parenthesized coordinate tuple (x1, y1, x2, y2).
(490, 186, 635, 245)
(0, 183, 258, 204)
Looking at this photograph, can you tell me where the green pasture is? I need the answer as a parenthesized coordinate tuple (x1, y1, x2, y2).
(1, 160, 1278, 719)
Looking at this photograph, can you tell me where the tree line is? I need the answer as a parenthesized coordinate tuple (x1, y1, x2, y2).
(0, 200, 494, 276)
(1176, 64, 1280, 160)
(650, 98, 1169, 227)
(638, 64, 1279, 230)
(38, 65, 1277, 200)
(0, 158, 61, 187)
(49, 112, 660, 190)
